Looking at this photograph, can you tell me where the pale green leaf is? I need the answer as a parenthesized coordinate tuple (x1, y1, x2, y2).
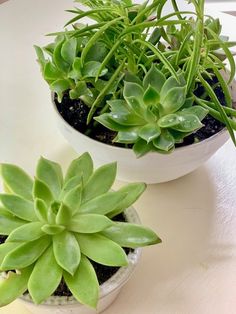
(28, 246, 62, 304)
(34, 198, 48, 222)
(79, 191, 127, 215)
(1, 236, 50, 270)
(138, 124, 161, 143)
(63, 184, 82, 213)
(102, 222, 161, 248)
(69, 214, 113, 233)
(64, 255, 99, 309)
(53, 231, 80, 275)
(33, 179, 54, 207)
(82, 163, 117, 203)
(0, 194, 37, 222)
(0, 267, 32, 307)
(143, 64, 166, 93)
(36, 157, 63, 199)
(0, 164, 33, 201)
(6, 222, 45, 243)
(77, 234, 128, 267)
(65, 153, 93, 185)
(41, 224, 65, 235)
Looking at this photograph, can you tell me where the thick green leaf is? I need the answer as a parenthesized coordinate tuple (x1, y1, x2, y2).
(124, 82, 144, 104)
(143, 64, 166, 93)
(139, 124, 161, 143)
(63, 184, 82, 213)
(53, 40, 70, 72)
(102, 222, 161, 248)
(0, 267, 32, 307)
(108, 100, 130, 114)
(158, 113, 180, 128)
(53, 231, 80, 275)
(115, 130, 139, 144)
(85, 41, 108, 62)
(94, 114, 133, 132)
(153, 131, 175, 152)
(143, 85, 160, 106)
(160, 76, 184, 99)
(77, 234, 128, 267)
(69, 81, 90, 99)
(61, 38, 77, 65)
(60, 175, 83, 199)
(6, 222, 45, 243)
(82, 163, 117, 203)
(82, 61, 108, 78)
(0, 242, 19, 265)
(110, 112, 144, 126)
(65, 153, 93, 185)
(34, 45, 46, 68)
(79, 191, 128, 215)
(0, 213, 27, 235)
(41, 224, 65, 235)
(69, 214, 113, 233)
(171, 113, 203, 132)
(108, 183, 146, 218)
(33, 179, 54, 207)
(68, 57, 82, 80)
(160, 86, 186, 115)
(36, 157, 63, 199)
(56, 203, 72, 225)
(182, 106, 209, 121)
(28, 246, 62, 304)
(64, 255, 99, 309)
(0, 164, 33, 201)
(1, 236, 50, 270)
(133, 138, 153, 158)
(0, 194, 37, 222)
(44, 62, 62, 80)
(124, 96, 145, 117)
(34, 198, 48, 222)
(50, 79, 70, 102)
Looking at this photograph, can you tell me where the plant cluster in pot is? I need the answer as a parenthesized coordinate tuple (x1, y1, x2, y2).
(0, 152, 161, 314)
(35, 0, 236, 184)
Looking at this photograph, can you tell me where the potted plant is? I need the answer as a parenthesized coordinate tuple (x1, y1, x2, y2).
(0, 152, 161, 313)
(35, 0, 236, 183)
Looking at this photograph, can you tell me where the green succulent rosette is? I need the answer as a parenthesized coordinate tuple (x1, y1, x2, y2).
(0, 153, 160, 308)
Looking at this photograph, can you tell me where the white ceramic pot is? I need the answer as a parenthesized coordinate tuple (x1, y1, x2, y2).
(19, 207, 142, 314)
(52, 97, 229, 183)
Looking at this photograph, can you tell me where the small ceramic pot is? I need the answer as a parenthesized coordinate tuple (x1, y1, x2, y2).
(52, 73, 236, 184)
(19, 207, 142, 314)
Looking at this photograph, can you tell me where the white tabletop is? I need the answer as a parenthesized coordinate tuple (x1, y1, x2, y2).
(0, 1, 236, 313)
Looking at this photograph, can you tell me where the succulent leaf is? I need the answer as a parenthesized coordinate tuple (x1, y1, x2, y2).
(0, 267, 32, 307)
(0, 213, 27, 235)
(36, 157, 63, 199)
(69, 214, 113, 233)
(77, 234, 128, 267)
(33, 179, 54, 207)
(6, 222, 45, 243)
(143, 64, 166, 92)
(64, 255, 99, 309)
(53, 231, 81, 275)
(1, 236, 50, 270)
(102, 222, 162, 248)
(82, 163, 117, 203)
(34, 198, 48, 222)
(0, 194, 37, 222)
(63, 184, 82, 213)
(28, 246, 62, 304)
(61, 37, 77, 65)
(0, 164, 33, 201)
(65, 152, 93, 185)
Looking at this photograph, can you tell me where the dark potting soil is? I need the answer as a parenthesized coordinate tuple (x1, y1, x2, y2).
(55, 76, 226, 149)
(0, 235, 7, 244)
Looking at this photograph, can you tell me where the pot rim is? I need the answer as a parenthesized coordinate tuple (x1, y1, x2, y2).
(51, 93, 228, 155)
(20, 206, 142, 307)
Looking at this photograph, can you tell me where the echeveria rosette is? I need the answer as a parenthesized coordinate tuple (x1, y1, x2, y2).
(95, 65, 209, 157)
(35, 35, 109, 104)
(0, 153, 160, 308)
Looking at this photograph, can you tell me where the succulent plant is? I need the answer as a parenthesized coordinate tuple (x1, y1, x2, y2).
(95, 65, 209, 156)
(35, 0, 236, 156)
(0, 153, 161, 308)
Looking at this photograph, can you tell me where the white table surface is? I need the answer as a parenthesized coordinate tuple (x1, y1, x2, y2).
(0, 1, 236, 313)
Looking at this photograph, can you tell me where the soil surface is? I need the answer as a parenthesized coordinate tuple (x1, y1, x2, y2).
(55, 76, 226, 148)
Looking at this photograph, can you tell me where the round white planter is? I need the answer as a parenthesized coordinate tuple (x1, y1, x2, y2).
(52, 97, 229, 184)
(19, 207, 142, 314)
